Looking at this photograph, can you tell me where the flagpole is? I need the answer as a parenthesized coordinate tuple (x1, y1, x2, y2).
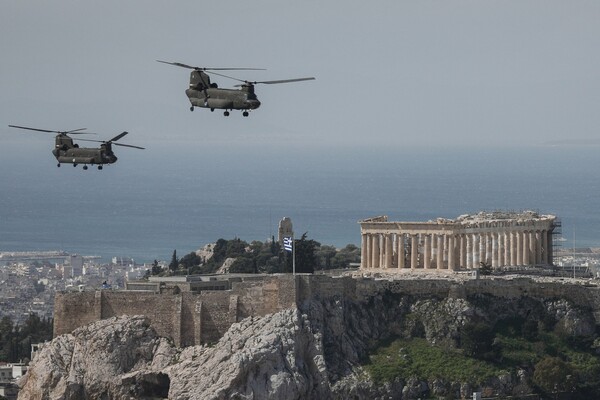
(292, 233, 296, 276)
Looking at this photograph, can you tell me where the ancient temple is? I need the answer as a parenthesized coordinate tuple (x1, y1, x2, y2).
(359, 211, 556, 271)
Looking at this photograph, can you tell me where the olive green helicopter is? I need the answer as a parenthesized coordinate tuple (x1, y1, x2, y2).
(157, 60, 315, 116)
(8, 125, 144, 170)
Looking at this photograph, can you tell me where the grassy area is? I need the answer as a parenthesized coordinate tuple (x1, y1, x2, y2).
(365, 326, 600, 394)
(365, 337, 505, 385)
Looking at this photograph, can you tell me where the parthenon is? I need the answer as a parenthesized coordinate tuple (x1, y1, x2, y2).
(359, 211, 557, 272)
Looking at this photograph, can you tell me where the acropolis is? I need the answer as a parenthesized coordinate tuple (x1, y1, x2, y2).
(359, 211, 557, 271)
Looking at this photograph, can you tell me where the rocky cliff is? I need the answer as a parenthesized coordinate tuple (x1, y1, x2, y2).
(19, 279, 600, 399)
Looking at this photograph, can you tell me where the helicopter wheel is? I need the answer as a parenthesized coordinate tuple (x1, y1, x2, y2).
(83, 165, 88, 170)
(57, 163, 61, 168)
(73, 164, 77, 167)
(210, 108, 215, 112)
(224, 111, 230, 117)
(190, 106, 194, 112)
(243, 111, 249, 117)
(98, 165, 103, 170)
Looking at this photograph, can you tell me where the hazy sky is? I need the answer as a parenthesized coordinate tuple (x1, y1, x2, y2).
(1, 1, 599, 258)
(2, 0, 599, 152)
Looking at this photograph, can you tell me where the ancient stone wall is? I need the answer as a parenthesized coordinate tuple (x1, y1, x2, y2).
(54, 274, 600, 347)
(53, 275, 299, 346)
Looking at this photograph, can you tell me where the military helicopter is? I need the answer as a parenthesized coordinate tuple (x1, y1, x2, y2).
(157, 60, 315, 116)
(8, 125, 144, 170)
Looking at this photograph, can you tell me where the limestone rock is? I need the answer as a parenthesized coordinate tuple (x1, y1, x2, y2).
(215, 257, 236, 274)
(167, 308, 330, 400)
(18, 315, 175, 400)
(195, 243, 215, 263)
(19, 283, 600, 400)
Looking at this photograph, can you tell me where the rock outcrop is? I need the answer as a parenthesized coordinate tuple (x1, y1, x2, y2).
(20, 282, 599, 399)
(18, 315, 176, 400)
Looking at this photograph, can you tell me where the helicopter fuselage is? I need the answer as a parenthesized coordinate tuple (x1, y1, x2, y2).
(185, 87, 261, 111)
(53, 136, 117, 166)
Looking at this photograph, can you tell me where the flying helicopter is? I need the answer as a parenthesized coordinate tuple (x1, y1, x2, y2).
(8, 125, 144, 170)
(157, 60, 315, 116)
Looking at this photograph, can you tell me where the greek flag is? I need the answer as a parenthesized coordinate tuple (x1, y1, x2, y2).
(283, 237, 293, 252)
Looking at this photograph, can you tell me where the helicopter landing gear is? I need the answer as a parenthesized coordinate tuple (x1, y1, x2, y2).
(73, 164, 77, 167)
(210, 108, 215, 112)
(190, 106, 194, 112)
(243, 111, 249, 117)
(57, 163, 61, 168)
(224, 111, 230, 117)
(98, 165, 103, 170)
(83, 165, 88, 170)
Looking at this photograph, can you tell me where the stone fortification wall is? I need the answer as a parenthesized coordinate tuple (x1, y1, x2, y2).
(54, 291, 99, 336)
(297, 275, 600, 323)
(54, 274, 600, 347)
(53, 275, 298, 346)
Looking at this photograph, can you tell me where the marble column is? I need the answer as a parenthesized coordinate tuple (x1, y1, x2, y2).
(473, 234, 480, 267)
(529, 231, 536, 265)
(361, 234, 368, 268)
(382, 234, 391, 268)
(498, 232, 504, 267)
(424, 234, 431, 269)
(516, 232, 522, 265)
(448, 235, 455, 270)
(460, 234, 467, 268)
(436, 234, 444, 269)
(504, 232, 510, 267)
(372, 234, 380, 268)
(523, 231, 530, 265)
(398, 234, 406, 268)
(466, 234, 473, 269)
(510, 232, 517, 266)
(492, 232, 498, 268)
(410, 234, 418, 269)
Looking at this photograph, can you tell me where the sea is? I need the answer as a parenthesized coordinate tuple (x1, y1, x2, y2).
(1, 144, 598, 263)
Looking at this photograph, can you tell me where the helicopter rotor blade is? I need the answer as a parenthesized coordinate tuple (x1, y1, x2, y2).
(77, 138, 144, 150)
(206, 70, 249, 83)
(108, 131, 129, 143)
(8, 125, 93, 135)
(234, 77, 316, 87)
(254, 77, 316, 85)
(112, 142, 145, 150)
(76, 131, 143, 149)
(157, 60, 265, 72)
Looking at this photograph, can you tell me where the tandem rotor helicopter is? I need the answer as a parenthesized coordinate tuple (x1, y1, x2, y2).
(157, 60, 315, 116)
(8, 125, 144, 170)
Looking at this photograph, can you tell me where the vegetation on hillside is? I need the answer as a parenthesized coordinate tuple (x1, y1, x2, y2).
(365, 314, 600, 398)
(0, 314, 53, 363)
(150, 235, 360, 277)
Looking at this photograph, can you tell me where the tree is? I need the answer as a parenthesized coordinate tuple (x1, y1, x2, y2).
(0, 315, 53, 363)
(226, 238, 248, 258)
(169, 250, 178, 272)
(151, 259, 162, 276)
(316, 245, 337, 270)
(229, 257, 255, 273)
(533, 357, 576, 395)
(332, 244, 361, 269)
(460, 321, 496, 360)
(285, 233, 318, 274)
(179, 252, 202, 270)
(211, 239, 229, 264)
